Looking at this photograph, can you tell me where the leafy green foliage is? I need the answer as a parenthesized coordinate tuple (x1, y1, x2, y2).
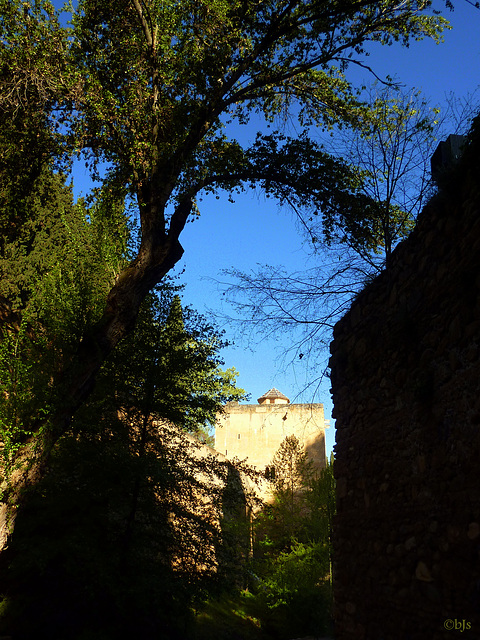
(0, 0, 450, 485)
(0, 167, 128, 475)
(69, 0, 448, 221)
(252, 540, 332, 638)
(193, 455, 336, 640)
(0, 0, 77, 229)
(96, 288, 247, 438)
(246, 132, 384, 253)
(243, 450, 335, 638)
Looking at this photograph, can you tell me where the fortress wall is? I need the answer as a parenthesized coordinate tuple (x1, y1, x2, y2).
(329, 135, 480, 639)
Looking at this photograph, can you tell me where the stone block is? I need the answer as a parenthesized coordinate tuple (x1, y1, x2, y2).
(415, 561, 434, 582)
(405, 536, 417, 551)
(336, 476, 347, 499)
(467, 522, 480, 540)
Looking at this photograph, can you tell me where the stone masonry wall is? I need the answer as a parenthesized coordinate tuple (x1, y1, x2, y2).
(329, 127, 480, 640)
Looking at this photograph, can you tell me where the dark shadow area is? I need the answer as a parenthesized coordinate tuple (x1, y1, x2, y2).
(330, 114, 480, 639)
(0, 417, 253, 640)
(215, 462, 251, 588)
(305, 430, 327, 472)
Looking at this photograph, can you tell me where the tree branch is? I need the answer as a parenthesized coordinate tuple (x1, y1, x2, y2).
(131, 0, 153, 47)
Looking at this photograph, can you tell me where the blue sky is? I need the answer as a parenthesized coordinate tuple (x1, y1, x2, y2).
(68, 1, 480, 458)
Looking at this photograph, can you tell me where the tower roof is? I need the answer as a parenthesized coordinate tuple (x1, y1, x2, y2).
(257, 387, 290, 404)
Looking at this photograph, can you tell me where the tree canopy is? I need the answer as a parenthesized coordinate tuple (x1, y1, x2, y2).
(1, 0, 449, 410)
(66, 0, 448, 357)
(95, 287, 248, 438)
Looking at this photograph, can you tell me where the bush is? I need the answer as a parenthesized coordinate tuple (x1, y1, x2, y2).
(250, 540, 333, 639)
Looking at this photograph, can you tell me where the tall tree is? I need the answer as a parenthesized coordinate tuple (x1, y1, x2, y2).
(320, 84, 443, 266)
(257, 435, 314, 550)
(0, 0, 450, 548)
(80, 285, 250, 561)
(66, 0, 448, 418)
(0, 166, 128, 480)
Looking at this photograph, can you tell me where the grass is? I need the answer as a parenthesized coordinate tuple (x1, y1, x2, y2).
(192, 592, 272, 640)
(191, 580, 334, 640)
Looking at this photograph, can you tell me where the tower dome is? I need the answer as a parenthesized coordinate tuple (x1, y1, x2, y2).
(257, 387, 290, 405)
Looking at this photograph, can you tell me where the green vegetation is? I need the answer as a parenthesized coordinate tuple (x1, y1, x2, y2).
(194, 595, 268, 640)
(0, 167, 128, 481)
(194, 449, 336, 640)
(248, 447, 335, 638)
(0, 287, 252, 639)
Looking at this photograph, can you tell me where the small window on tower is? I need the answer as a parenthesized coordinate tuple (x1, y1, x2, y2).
(237, 433, 241, 439)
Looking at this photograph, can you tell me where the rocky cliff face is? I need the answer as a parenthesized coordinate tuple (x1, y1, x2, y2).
(330, 118, 480, 640)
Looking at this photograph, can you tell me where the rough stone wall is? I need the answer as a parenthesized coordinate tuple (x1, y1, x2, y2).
(329, 130, 480, 639)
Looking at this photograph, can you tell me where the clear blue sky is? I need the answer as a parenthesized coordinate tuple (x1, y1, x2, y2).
(68, 1, 480, 458)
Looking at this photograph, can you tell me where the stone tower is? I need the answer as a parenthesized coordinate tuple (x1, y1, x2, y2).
(214, 388, 327, 474)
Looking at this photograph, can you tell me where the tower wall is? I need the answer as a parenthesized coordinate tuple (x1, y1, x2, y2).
(215, 402, 326, 472)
